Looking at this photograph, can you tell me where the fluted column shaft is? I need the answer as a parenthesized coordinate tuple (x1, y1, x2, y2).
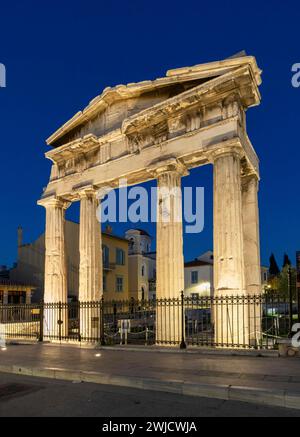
(156, 168, 184, 345)
(242, 174, 262, 346)
(213, 148, 248, 347)
(79, 189, 102, 301)
(213, 148, 245, 295)
(41, 197, 69, 340)
(44, 199, 68, 303)
(79, 189, 102, 342)
(242, 175, 261, 294)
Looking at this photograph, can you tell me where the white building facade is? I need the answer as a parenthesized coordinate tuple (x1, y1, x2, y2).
(184, 251, 214, 297)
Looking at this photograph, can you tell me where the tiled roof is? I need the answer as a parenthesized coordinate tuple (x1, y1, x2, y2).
(184, 259, 212, 267)
(0, 278, 35, 288)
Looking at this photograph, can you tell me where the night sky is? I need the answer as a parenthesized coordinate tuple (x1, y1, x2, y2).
(0, 0, 299, 268)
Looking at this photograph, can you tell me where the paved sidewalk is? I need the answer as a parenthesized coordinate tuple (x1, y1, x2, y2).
(1, 343, 300, 410)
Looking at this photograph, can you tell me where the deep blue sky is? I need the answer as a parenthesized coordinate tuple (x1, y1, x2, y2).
(0, 0, 299, 268)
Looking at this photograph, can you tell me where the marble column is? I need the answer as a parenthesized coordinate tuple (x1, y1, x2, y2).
(79, 188, 102, 341)
(242, 174, 262, 346)
(213, 147, 248, 347)
(156, 164, 185, 345)
(40, 197, 69, 339)
(242, 175, 261, 294)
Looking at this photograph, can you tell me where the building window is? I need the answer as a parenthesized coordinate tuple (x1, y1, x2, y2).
(103, 275, 107, 292)
(116, 248, 125, 265)
(191, 271, 198, 284)
(263, 272, 267, 282)
(142, 265, 145, 276)
(103, 245, 109, 268)
(116, 276, 124, 292)
(129, 238, 134, 251)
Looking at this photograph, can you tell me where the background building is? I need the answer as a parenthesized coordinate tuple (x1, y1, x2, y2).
(10, 222, 129, 301)
(125, 229, 156, 300)
(0, 279, 34, 304)
(9, 225, 269, 303)
(184, 251, 214, 297)
(184, 251, 269, 297)
(261, 266, 269, 290)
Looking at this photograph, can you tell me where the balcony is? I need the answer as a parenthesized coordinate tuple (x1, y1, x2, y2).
(103, 262, 116, 271)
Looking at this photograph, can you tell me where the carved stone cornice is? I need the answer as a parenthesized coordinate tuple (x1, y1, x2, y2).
(122, 65, 258, 135)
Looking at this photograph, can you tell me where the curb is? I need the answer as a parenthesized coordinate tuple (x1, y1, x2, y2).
(95, 345, 279, 358)
(5, 340, 280, 358)
(0, 364, 299, 410)
(39, 342, 279, 358)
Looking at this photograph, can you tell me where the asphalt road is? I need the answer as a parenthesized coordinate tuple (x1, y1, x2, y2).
(0, 372, 300, 417)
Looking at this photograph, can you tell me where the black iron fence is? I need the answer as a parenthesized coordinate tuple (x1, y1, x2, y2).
(0, 303, 42, 340)
(0, 293, 299, 349)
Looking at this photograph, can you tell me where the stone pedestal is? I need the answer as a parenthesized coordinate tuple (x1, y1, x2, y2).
(156, 164, 185, 345)
(242, 175, 262, 346)
(213, 148, 249, 347)
(40, 197, 69, 339)
(79, 188, 102, 341)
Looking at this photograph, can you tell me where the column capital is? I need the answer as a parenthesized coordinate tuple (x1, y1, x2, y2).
(147, 158, 189, 179)
(77, 185, 98, 200)
(211, 145, 244, 162)
(37, 195, 70, 210)
(241, 173, 259, 191)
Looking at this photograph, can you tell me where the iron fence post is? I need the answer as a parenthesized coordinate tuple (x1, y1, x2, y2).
(180, 290, 187, 349)
(297, 287, 300, 324)
(288, 266, 293, 334)
(39, 302, 44, 342)
(100, 296, 105, 346)
(58, 301, 62, 342)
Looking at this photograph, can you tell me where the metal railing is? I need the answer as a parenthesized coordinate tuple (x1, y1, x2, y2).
(0, 292, 299, 349)
(0, 303, 42, 340)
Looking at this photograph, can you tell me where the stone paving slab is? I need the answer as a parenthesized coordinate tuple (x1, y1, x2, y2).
(1, 343, 300, 410)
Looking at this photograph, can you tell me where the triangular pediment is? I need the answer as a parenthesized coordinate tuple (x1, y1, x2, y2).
(47, 54, 261, 148)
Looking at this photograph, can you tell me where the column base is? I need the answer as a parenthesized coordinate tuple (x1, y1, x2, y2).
(213, 290, 262, 348)
(79, 305, 101, 342)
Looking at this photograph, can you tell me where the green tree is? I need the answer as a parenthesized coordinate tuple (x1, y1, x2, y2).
(277, 265, 297, 299)
(269, 253, 280, 277)
(283, 253, 291, 268)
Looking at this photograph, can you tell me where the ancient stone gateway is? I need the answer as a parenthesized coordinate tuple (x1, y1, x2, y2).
(38, 55, 262, 346)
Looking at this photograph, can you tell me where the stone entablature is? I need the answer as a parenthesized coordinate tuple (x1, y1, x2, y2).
(42, 57, 260, 201)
